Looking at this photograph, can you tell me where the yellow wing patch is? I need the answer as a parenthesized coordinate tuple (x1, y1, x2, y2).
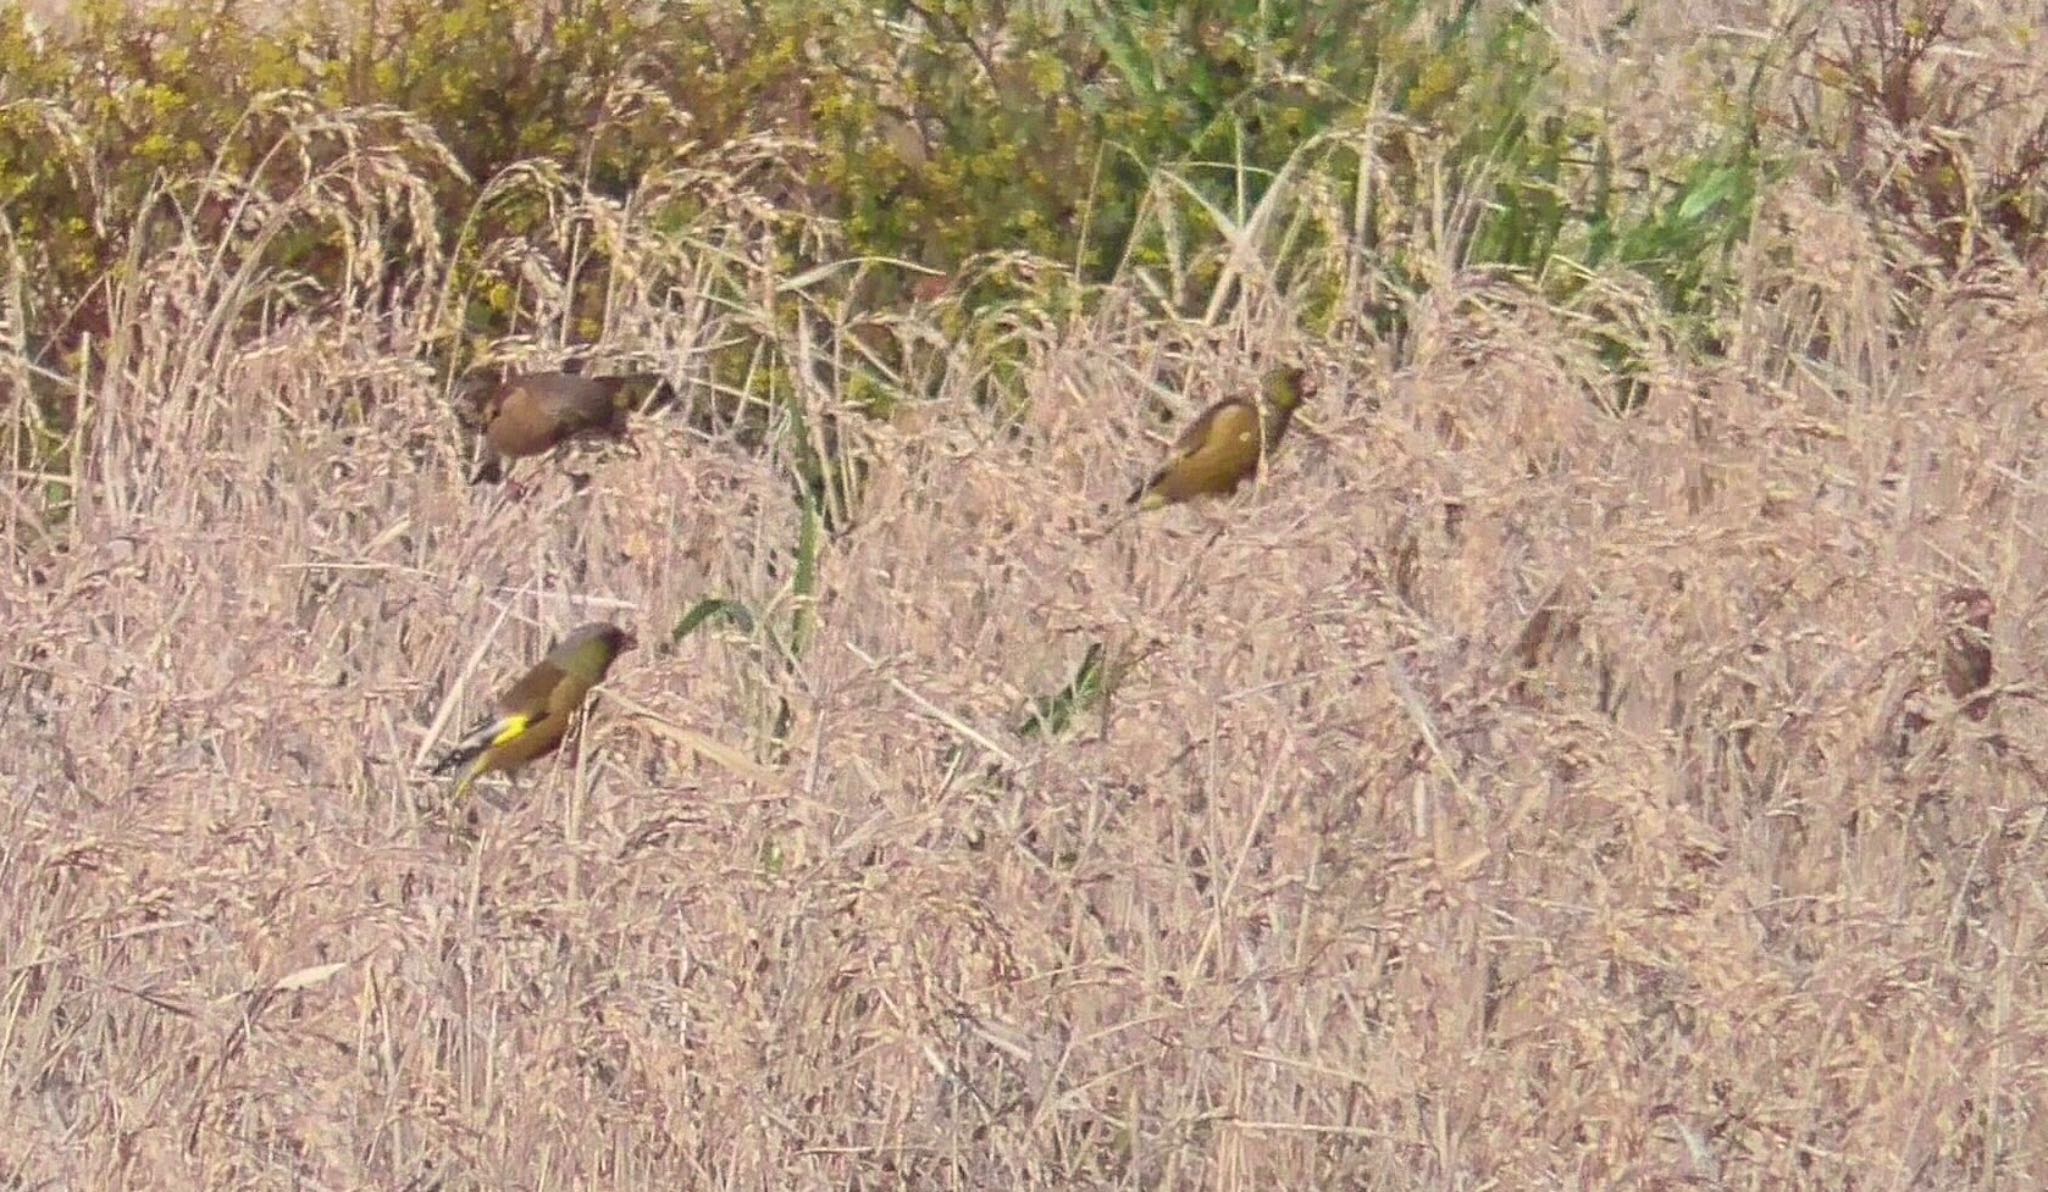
(489, 714, 534, 747)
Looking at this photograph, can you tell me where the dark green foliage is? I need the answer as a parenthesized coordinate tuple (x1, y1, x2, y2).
(0, 0, 1816, 424)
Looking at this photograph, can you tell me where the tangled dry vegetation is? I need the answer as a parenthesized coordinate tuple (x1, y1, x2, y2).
(9, 5, 2048, 1191)
(10, 238, 2048, 1188)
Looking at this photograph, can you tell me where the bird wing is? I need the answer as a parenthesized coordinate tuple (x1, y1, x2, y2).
(429, 709, 532, 774)
(437, 708, 537, 760)
(468, 441, 506, 485)
(496, 657, 571, 720)
(521, 377, 619, 426)
(1187, 400, 1259, 456)
(1129, 400, 1233, 503)
(428, 657, 569, 774)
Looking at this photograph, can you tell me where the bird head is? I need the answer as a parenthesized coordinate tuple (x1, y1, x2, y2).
(1943, 585, 1993, 629)
(552, 622, 638, 676)
(1264, 365, 1314, 411)
(566, 621, 637, 654)
(452, 374, 502, 427)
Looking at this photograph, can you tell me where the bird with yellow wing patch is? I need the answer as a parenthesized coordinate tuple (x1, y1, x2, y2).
(1129, 364, 1314, 510)
(431, 622, 636, 800)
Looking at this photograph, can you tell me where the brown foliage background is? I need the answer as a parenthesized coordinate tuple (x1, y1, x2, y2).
(11, 270, 2048, 1188)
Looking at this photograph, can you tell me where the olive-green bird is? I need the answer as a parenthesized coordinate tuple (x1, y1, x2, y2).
(465, 371, 662, 484)
(1129, 365, 1314, 510)
(430, 622, 636, 799)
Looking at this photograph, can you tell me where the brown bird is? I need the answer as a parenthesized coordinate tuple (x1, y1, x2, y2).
(465, 371, 662, 484)
(1939, 585, 1994, 720)
(430, 622, 637, 799)
(1129, 365, 1314, 510)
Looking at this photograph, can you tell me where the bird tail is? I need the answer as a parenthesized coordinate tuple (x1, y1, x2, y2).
(611, 374, 680, 417)
(431, 742, 502, 803)
(429, 738, 487, 776)
(1128, 471, 1169, 510)
(468, 444, 506, 485)
(430, 713, 532, 775)
(595, 373, 662, 399)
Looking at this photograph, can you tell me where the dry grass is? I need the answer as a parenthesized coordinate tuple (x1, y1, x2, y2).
(11, 267, 2048, 1188)
(10, 12, 2048, 1189)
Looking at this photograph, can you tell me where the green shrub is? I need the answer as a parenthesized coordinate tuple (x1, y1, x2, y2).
(0, 0, 1793, 430)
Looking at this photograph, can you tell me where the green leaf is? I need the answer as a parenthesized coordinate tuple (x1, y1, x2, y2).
(671, 598, 756, 644)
